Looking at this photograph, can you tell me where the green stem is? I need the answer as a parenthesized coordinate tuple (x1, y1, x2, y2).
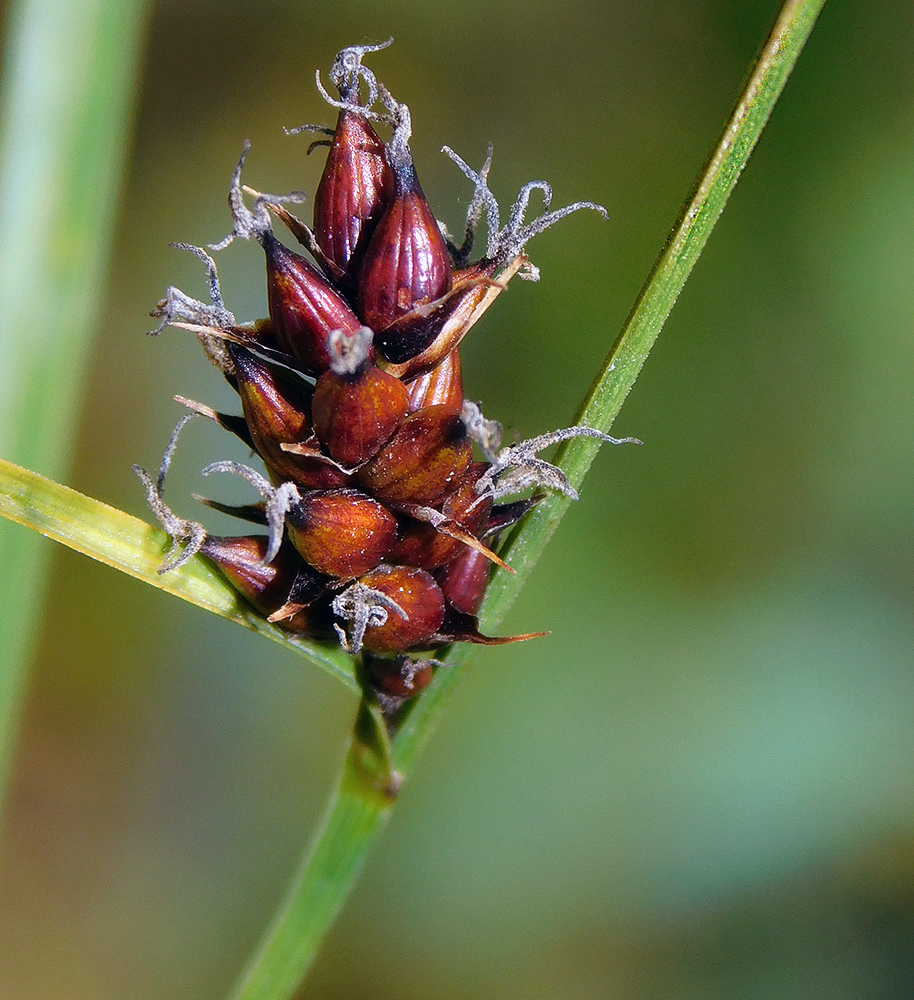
(227, 701, 396, 1000)
(224, 1, 826, 997)
(0, 0, 150, 833)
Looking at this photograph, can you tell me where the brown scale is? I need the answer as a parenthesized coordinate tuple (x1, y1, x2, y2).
(374, 271, 501, 372)
(228, 344, 349, 490)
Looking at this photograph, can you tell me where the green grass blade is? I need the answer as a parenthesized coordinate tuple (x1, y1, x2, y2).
(0, 459, 358, 690)
(0, 0, 150, 825)
(223, 1, 827, 998)
(404, 0, 827, 759)
(481, 0, 828, 615)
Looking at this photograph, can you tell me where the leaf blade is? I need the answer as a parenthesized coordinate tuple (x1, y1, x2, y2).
(0, 0, 150, 826)
(0, 459, 358, 690)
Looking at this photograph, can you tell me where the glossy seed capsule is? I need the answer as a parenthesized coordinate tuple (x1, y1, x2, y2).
(364, 653, 435, 702)
(356, 564, 445, 653)
(435, 546, 491, 616)
(314, 108, 394, 289)
(356, 102, 452, 337)
(228, 344, 349, 490)
(263, 230, 364, 375)
(286, 489, 397, 579)
(312, 361, 409, 467)
(356, 404, 471, 505)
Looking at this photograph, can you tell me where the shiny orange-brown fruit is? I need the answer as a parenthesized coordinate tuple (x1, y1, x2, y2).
(286, 489, 397, 579)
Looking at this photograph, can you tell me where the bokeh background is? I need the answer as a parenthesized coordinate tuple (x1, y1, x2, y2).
(2, 0, 914, 997)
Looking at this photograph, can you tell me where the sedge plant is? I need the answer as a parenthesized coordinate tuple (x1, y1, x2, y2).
(0, 2, 826, 997)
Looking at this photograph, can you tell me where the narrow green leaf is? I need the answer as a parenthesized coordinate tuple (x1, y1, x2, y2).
(402, 0, 827, 762)
(481, 0, 828, 616)
(222, 2, 827, 999)
(0, 459, 358, 690)
(0, 0, 150, 826)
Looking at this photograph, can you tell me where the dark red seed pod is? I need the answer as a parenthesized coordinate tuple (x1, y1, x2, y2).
(364, 653, 434, 702)
(405, 348, 463, 412)
(388, 516, 462, 571)
(355, 404, 471, 505)
(356, 564, 445, 653)
(312, 361, 409, 466)
(356, 106, 452, 337)
(389, 523, 456, 571)
(436, 546, 491, 616)
(286, 488, 397, 579)
(388, 462, 492, 569)
(201, 534, 295, 612)
(263, 230, 365, 375)
(313, 108, 394, 290)
(228, 344, 350, 490)
(200, 535, 330, 633)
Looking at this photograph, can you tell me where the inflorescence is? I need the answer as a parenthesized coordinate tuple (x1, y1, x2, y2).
(138, 40, 638, 715)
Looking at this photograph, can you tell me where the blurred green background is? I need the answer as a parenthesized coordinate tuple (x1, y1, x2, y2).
(2, 0, 914, 997)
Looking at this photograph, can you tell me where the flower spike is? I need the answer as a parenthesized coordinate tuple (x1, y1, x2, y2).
(142, 41, 640, 665)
